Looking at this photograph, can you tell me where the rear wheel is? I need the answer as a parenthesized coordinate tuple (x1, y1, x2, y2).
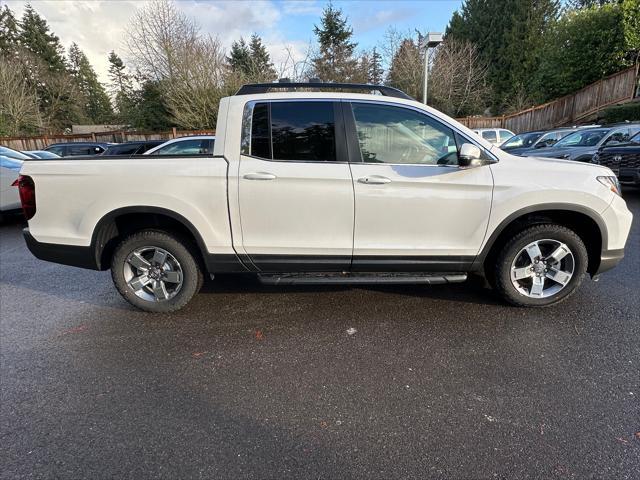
(111, 230, 203, 312)
(494, 224, 588, 307)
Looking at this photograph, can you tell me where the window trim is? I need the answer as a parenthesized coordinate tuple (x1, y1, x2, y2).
(240, 99, 347, 164)
(344, 100, 498, 167)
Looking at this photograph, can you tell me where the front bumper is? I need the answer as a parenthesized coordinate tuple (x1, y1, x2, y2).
(614, 167, 640, 186)
(593, 248, 625, 276)
(592, 194, 633, 277)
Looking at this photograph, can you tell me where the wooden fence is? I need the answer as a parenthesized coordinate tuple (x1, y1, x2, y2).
(1, 128, 215, 151)
(457, 65, 639, 133)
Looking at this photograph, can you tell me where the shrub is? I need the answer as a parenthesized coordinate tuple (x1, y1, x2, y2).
(599, 101, 640, 124)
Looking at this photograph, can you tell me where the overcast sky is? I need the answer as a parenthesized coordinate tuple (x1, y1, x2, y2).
(5, 0, 462, 83)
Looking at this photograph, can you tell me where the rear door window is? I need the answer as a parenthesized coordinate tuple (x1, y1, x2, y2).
(246, 101, 337, 162)
(271, 102, 336, 161)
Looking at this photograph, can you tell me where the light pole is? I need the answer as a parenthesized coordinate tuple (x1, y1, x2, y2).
(422, 32, 443, 105)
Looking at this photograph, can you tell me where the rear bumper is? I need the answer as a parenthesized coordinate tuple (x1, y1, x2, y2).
(23, 228, 99, 270)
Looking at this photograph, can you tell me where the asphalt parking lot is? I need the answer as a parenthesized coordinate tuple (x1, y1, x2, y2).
(1, 190, 639, 480)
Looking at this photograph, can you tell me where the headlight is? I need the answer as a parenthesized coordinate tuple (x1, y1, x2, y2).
(597, 176, 621, 196)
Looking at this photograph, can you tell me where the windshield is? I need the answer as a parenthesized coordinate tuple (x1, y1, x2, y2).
(501, 132, 543, 150)
(555, 129, 608, 147)
(0, 146, 31, 160)
(0, 155, 24, 170)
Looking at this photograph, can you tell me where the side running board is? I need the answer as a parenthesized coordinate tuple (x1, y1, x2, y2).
(258, 272, 468, 286)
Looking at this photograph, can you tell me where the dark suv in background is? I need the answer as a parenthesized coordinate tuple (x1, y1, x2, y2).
(523, 124, 640, 162)
(101, 141, 165, 156)
(593, 131, 640, 186)
(45, 142, 113, 157)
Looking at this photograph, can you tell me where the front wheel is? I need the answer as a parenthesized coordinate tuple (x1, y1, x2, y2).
(111, 230, 203, 312)
(494, 224, 588, 307)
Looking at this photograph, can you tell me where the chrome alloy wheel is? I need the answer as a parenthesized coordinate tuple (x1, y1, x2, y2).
(123, 246, 183, 302)
(510, 239, 575, 299)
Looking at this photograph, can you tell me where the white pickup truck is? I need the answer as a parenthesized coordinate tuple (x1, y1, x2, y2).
(16, 83, 633, 312)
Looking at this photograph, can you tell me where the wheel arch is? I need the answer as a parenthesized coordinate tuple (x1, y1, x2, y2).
(476, 204, 607, 277)
(91, 206, 210, 271)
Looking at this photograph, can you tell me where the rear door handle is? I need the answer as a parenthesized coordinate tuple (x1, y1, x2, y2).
(243, 172, 277, 181)
(358, 175, 391, 185)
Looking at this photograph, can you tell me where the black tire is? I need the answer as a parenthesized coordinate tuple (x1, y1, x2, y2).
(111, 230, 203, 312)
(494, 224, 588, 307)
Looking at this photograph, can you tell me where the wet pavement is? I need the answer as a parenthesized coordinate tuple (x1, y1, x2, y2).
(1, 189, 639, 479)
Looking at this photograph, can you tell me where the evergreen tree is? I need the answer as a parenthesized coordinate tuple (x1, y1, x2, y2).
(570, 0, 618, 7)
(68, 42, 113, 123)
(229, 35, 276, 81)
(0, 5, 19, 56)
(128, 79, 172, 131)
(311, 3, 358, 82)
(446, 0, 560, 112)
(386, 38, 423, 100)
(228, 38, 251, 75)
(108, 51, 133, 120)
(248, 34, 276, 80)
(18, 3, 66, 72)
(108, 51, 132, 94)
(535, 2, 635, 100)
(368, 47, 384, 84)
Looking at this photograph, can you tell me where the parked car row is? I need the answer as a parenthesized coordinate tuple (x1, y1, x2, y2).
(40, 136, 215, 158)
(496, 122, 640, 187)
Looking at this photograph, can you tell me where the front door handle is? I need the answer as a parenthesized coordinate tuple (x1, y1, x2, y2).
(358, 175, 391, 185)
(244, 172, 277, 181)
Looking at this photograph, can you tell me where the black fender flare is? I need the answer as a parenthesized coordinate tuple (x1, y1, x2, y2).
(472, 202, 608, 270)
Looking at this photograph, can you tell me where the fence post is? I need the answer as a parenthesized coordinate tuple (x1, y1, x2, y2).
(172, 127, 177, 139)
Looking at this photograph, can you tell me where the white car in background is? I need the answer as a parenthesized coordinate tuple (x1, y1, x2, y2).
(473, 128, 515, 146)
(143, 135, 215, 155)
(0, 155, 23, 220)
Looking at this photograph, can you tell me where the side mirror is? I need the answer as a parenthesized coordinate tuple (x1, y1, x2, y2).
(458, 143, 483, 168)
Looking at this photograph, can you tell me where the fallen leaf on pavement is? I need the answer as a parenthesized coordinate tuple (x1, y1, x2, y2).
(62, 325, 87, 335)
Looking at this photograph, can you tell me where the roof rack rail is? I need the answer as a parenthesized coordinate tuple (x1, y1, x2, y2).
(235, 82, 414, 100)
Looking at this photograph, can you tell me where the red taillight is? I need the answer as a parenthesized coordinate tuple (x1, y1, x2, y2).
(13, 175, 36, 220)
